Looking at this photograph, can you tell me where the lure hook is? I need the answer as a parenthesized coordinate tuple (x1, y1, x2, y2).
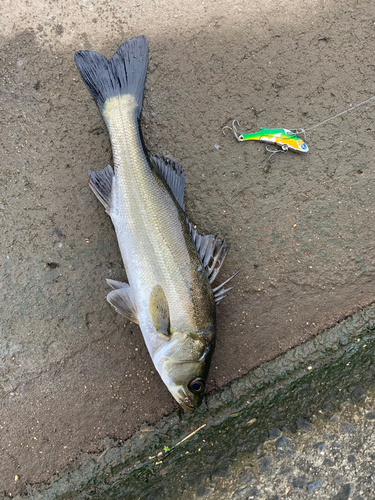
(222, 119, 244, 141)
(266, 144, 288, 163)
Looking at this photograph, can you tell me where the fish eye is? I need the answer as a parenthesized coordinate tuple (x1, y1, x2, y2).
(301, 143, 307, 150)
(188, 378, 205, 393)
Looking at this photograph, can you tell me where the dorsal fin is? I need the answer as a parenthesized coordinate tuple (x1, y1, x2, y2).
(149, 154, 185, 210)
(187, 220, 231, 284)
(187, 219, 240, 304)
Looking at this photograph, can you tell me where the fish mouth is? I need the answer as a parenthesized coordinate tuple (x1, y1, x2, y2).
(178, 398, 195, 412)
(171, 386, 195, 412)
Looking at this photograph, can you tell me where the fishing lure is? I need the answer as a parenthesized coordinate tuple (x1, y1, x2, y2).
(223, 120, 309, 163)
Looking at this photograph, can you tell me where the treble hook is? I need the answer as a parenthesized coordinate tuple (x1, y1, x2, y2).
(266, 144, 288, 163)
(222, 119, 244, 141)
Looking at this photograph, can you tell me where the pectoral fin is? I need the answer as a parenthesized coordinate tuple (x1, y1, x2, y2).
(149, 285, 170, 338)
(106, 279, 139, 324)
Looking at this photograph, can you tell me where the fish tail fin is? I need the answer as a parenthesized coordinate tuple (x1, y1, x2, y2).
(74, 36, 149, 117)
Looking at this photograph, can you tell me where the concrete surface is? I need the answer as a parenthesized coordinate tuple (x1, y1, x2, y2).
(1, 0, 375, 495)
(192, 398, 375, 500)
(10, 299, 375, 499)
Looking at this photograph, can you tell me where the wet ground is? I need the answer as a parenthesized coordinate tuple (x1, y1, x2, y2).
(1, 0, 375, 495)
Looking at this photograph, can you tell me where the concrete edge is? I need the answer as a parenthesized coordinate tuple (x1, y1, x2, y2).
(17, 303, 375, 499)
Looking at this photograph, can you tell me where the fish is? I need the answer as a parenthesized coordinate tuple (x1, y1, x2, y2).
(75, 36, 237, 411)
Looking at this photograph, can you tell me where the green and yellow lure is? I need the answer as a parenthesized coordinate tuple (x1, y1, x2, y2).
(240, 128, 308, 153)
(223, 120, 309, 162)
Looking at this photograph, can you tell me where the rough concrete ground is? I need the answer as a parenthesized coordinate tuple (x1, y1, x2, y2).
(189, 396, 375, 500)
(12, 302, 375, 499)
(1, 0, 375, 495)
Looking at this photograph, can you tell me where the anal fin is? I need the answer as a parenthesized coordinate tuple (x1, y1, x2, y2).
(106, 279, 139, 324)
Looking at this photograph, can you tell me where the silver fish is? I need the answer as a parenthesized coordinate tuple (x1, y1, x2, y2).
(75, 36, 237, 411)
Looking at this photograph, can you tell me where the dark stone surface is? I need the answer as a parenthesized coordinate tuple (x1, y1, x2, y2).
(349, 386, 367, 400)
(237, 472, 255, 485)
(211, 463, 229, 478)
(291, 476, 306, 489)
(177, 393, 375, 499)
(258, 455, 272, 473)
(297, 419, 314, 432)
(313, 441, 326, 452)
(332, 483, 355, 500)
(195, 486, 213, 498)
(340, 422, 357, 434)
(276, 437, 296, 457)
(269, 429, 282, 439)
(307, 479, 325, 492)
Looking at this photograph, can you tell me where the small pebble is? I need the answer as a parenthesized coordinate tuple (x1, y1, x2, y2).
(340, 422, 356, 434)
(292, 476, 306, 489)
(269, 428, 281, 439)
(276, 437, 295, 457)
(195, 485, 213, 498)
(307, 479, 325, 492)
(232, 485, 255, 499)
(332, 483, 354, 500)
(238, 472, 255, 485)
(211, 463, 229, 478)
(258, 455, 272, 473)
(313, 441, 326, 452)
(297, 419, 314, 431)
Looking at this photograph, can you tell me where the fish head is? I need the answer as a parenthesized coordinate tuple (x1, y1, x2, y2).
(153, 329, 215, 411)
